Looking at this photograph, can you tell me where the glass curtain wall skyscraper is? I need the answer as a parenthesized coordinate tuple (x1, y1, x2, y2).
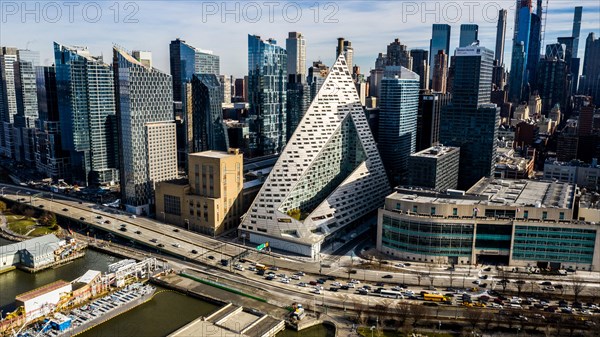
(429, 24, 451, 80)
(286, 32, 310, 141)
(248, 35, 287, 157)
(440, 45, 499, 190)
(378, 66, 420, 185)
(54, 43, 119, 186)
(191, 73, 229, 152)
(509, 0, 533, 103)
(114, 47, 177, 215)
(459, 24, 479, 47)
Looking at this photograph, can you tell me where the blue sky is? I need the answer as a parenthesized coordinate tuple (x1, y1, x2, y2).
(1, 1, 599, 77)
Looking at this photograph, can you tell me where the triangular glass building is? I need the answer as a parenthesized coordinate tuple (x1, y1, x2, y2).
(240, 55, 391, 258)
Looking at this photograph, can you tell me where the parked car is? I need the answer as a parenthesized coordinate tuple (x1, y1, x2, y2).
(79, 217, 86, 220)
(62, 208, 68, 211)
(382, 274, 393, 279)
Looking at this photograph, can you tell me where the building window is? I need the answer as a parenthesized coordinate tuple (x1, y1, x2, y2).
(412, 205, 417, 213)
(452, 208, 458, 216)
(542, 211, 547, 220)
(163, 195, 181, 216)
(523, 210, 528, 219)
(395, 203, 401, 210)
(559, 212, 565, 220)
(430, 207, 436, 215)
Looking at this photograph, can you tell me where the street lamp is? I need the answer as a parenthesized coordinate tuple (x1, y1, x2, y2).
(370, 325, 375, 337)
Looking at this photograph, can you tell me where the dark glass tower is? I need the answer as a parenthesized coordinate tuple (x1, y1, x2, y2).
(459, 24, 479, 47)
(537, 43, 569, 116)
(581, 33, 600, 105)
(410, 49, 429, 90)
(191, 73, 229, 152)
(247, 35, 287, 157)
(509, 0, 532, 103)
(440, 46, 499, 190)
(429, 24, 451, 80)
(55, 43, 118, 186)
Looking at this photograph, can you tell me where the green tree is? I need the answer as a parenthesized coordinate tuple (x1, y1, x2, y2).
(0, 200, 6, 212)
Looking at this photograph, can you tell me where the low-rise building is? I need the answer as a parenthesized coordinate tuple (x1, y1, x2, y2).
(0, 234, 63, 271)
(15, 280, 72, 320)
(155, 149, 243, 236)
(377, 178, 600, 270)
(408, 146, 459, 191)
(494, 147, 535, 179)
(543, 159, 600, 188)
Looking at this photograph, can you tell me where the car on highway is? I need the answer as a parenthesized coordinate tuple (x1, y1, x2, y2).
(79, 217, 86, 221)
(329, 287, 338, 292)
(382, 274, 393, 279)
(294, 271, 305, 276)
(79, 201, 83, 204)
(298, 282, 307, 287)
(340, 285, 349, 290)
(543, 286, 555, 291)
(472, 280, 480, 285)
(130, 215, 136, 219)
(313, 288, 321, 294)
(191, 249, 198, 254)
(483, 267, 492, 272)
(541, 281, 552, 286)
(358, 289, 369, 295)
(270, 266, 279, 271)
(291, 275, 301, 280)
(347, 283, 355, 288)
(38, 205, 44, 208)
(265, 275, 275, 281)
(395, 263, 406, 267)
(62, 208, 68, 211)
(208, 255, 215, 260)
(104, 220, 111, 224)
(96, 215, 102, 219)
(119, 227, 127, 232)
(281, 278, 290, 284)
(326, 276, 336, 281)
(157, 243, 165, 248)
(173, 228, 180, 232)
(172, 243, 181, 248)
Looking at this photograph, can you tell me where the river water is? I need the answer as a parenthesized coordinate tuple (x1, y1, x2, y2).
(0, 237, 334, 337)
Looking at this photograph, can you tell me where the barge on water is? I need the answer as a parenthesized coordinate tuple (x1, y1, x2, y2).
(18, 283, 156, 337)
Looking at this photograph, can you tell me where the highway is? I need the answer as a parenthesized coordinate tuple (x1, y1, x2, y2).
(1, 182, 599, 302)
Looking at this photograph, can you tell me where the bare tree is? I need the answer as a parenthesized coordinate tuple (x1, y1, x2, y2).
(514, 273, 525, 297)
(409, 304, 427, 328)
(464, 307, 484, 330)
(481, 311, 495, 332)
(416, 273, 423, 286)
(571, 276, 587, 303)
(448, 269, 455, 288)
(428, 274, 436, 288)
(394, 302, 411, 328)
(345, 266, 354, 281)
(499, 269, 509, 292)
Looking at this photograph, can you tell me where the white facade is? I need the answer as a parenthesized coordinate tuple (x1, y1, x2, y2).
(239, 55, 391, 258)
(544, 160, 600, 188)
(16, 281, 72, 320)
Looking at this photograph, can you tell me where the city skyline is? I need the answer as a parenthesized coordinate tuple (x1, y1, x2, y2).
(2, 1, 599, 77)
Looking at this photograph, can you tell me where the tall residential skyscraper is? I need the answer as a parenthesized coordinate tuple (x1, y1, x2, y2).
(459, 24, 479, 47)
(429, 24, 451, 80)
(432, 50, 448, 93)
(386, 39, 413, 69)
(440, 45, 499, 189)
(509, 0, 533, 103)
(572, 6, 583, 59)
(526, 1, 543, 93)
(410, 49, 430, 90)
(417, 91, 452, 151)
(286, 32, 306, 83)
(581, 33, 600, 105)
(537, 43, 569, 116)
(113, 47, 177, 215)
(170, 39, 220, 103)
(191, 73, 229, 152)
(336, 38, 354, 71)
(239, 55, 391, 257)
(0, 47, 39, 160)
(55, 43, 119, 186)
(248, 35, 287, 157)
(286, 32, 310, 141)
(495, 9, 508, 65)
(378, 66, 420, 185)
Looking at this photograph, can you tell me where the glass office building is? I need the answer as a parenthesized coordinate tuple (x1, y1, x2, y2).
(191, 73, 229, 152)
(378, 66, 420, 185)
(429, 24, 451, 80)
(55, 43, 118, 186)
(247, 35, 287, 156)
(377, 179, 599, 270)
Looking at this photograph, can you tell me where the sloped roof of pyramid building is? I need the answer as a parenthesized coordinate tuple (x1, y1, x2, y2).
(240, 54, 391, 251)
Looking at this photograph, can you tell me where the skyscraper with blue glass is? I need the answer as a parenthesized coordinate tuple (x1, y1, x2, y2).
(440, 45, 499, 190)
(509, 0, 532, 103)
(459, 24, 479, 47)
(191, 73, 229, 152)
(378, 66, 420, 185)
(54, 43, 119, 186)
(429, 24, 451, 80)
(247, 35, 287, 157)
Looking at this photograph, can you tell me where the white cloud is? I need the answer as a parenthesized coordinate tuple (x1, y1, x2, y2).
(1, 0, 598, 77)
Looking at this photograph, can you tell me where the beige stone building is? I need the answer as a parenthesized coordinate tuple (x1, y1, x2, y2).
(155, 149, 243, 236)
